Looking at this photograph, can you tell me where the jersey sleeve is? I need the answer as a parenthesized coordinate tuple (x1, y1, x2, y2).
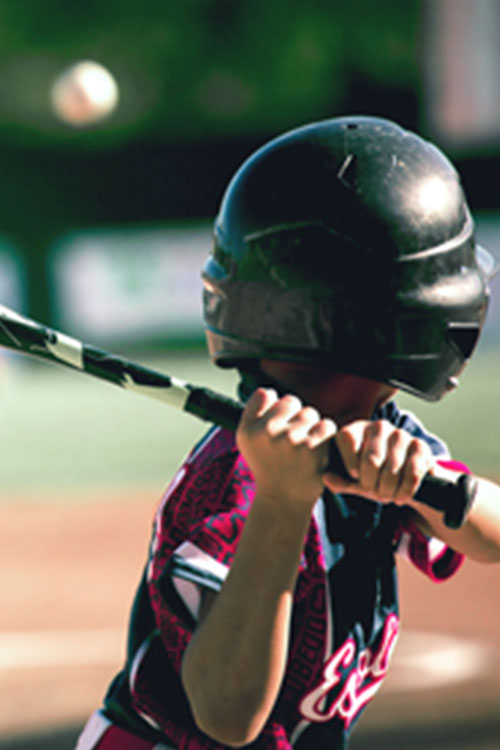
(168, 541, 229, 620)
(147, 432, 255, 624)
(394, 514, 464, 581)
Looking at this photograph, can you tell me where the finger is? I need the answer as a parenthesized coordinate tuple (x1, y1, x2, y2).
(322, 470, 359, 495)
(376, 429, 412, 499)
(286, 406, 322, 445)
(264, 394, 303, 437)
(241, 387, 279, 425)
(358, 421, 392, 492)
(334, 421, 366, 480)
(394, 439, 434, 502)
(305, 417, 338, 450)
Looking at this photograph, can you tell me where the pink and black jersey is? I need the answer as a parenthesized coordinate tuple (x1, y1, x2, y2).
(101, 401, 464, 749)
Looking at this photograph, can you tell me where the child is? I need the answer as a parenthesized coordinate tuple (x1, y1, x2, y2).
(75, 116, 500, 750)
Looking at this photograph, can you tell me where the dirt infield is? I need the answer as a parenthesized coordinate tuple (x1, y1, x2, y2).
(0, 489, 158, 739)
(1, 490, 500, 749)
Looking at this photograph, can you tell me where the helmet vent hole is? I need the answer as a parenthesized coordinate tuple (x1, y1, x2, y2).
(447, 324, 480, 359)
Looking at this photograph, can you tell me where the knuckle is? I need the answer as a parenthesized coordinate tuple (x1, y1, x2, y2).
(410, 438, 432, 461)
(322, 416, 337, 431)
(363, 448, 384, 469)
(369, 420, 390, 438)
(408, 435, 428, 454)
(407, 440, 433, 472)
(281, 394, 302, 409)
(305, 419, 337, 450)
(406, 462, 422, 485)
(265, 418, 282, 438)
(317, 417, 338, 438)
(286, 427, 306, 446)
(387, 428, 406, 448)
(301, 405, 320, 422)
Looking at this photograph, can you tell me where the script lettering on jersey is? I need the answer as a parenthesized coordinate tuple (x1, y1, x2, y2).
(299, 613, 399, 727)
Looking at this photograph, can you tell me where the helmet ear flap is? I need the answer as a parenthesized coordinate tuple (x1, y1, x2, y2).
(447, 322, 481, 361)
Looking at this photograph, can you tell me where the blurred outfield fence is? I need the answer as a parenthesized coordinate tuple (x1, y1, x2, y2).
(49, 222, 211, 346)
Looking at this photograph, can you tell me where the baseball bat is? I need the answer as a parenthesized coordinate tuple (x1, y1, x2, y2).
(0, 304, 477, 528)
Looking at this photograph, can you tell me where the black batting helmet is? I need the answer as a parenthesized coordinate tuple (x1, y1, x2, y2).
(202, 116, 495, 401)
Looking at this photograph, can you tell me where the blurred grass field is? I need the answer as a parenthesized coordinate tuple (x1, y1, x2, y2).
(0, 344, 499, 499)
(0, 349, 238, 499)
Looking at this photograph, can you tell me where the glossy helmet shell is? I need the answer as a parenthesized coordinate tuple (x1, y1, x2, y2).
(202, 116, 494, 400)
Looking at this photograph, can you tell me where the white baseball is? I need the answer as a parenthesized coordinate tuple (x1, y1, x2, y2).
(50, 60, 119, 126)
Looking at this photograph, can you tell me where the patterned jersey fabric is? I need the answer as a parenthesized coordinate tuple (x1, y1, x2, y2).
(102, 401, 464, 749)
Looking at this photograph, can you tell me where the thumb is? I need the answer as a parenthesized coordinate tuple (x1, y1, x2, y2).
(322, 470, 359, 495)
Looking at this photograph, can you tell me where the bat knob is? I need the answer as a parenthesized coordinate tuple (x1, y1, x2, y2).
(415, 472, 479, 529)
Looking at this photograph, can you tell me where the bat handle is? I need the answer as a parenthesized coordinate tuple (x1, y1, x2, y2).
(327, 442, 478, 529)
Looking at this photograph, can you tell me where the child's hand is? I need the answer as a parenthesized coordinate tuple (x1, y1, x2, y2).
(323, 419, 434, 505)
(237, 388, 337, 508)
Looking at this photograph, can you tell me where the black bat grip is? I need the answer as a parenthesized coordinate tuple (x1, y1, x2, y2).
(414, 472, 478, 529)
(327, 441, 478, 529)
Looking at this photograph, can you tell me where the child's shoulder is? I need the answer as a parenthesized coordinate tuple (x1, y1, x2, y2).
(154, 427, 253, 547)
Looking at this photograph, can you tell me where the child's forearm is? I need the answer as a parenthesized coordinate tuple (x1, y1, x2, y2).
(410, 467, 500, 563)
(181, 493, 314, 747)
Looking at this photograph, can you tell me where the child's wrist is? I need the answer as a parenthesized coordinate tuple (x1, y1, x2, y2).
(253, 486, 318, 519)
